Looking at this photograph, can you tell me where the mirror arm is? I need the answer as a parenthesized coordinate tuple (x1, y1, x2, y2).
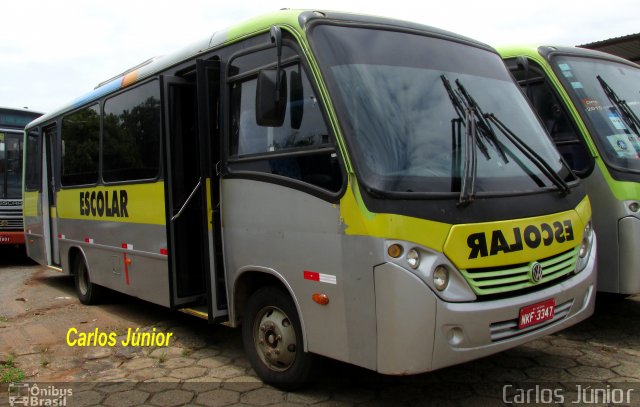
(270, 26, 283, 104)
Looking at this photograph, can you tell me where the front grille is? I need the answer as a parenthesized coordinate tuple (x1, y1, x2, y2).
(0, 218, 24, 230)
(460, 246, 580, 296)
(489, 299, 574, 342)
(0, 207, 23, 230)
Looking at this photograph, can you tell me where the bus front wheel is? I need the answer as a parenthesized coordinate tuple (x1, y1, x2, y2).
(74, 255, 102, 305)
(242, 286, 312, 390)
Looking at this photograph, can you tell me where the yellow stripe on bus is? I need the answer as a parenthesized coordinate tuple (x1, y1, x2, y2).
(23, 191, 40, 217)
(57, 182, 166, 225)
(340, 180, 452, 252)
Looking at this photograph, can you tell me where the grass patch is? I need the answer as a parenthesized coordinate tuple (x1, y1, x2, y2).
(0, 316, 8, 323)
(1, 355, 25, 383)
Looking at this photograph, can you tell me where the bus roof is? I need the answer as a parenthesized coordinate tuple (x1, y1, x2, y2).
(0, 107, 43, 129)
(498, 44, 640, 68)
(29, 9, 492, 128)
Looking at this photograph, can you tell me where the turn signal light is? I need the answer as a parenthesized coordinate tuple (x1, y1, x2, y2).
(312, 293, 330, 305)
(387, 244, 403, 258)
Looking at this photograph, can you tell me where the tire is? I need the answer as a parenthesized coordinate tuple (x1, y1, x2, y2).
(242, 286, 312, 390)
(74, 254, 102, 305)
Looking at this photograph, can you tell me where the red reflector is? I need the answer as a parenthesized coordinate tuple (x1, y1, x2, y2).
(304, 271, 320, 281)
(160, 248, 168, 256)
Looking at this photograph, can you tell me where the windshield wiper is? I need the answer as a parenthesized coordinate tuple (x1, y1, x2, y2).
(441, 75, 571, 200)
(455, 79, 509, 164)
(441, 75, 480, 206)
(597, 75, 640, 137)
(485, 113, 571, 195)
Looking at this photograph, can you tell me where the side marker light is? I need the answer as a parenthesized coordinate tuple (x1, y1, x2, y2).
(312, 293, 330, 305)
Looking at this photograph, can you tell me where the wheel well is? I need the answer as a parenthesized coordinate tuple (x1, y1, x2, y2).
(67, 247, 83, 275)
(233, 271, 290, 325)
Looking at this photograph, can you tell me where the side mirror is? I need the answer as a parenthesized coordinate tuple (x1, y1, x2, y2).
(256, 69, 287, 127)
(290, 70, 304, 130)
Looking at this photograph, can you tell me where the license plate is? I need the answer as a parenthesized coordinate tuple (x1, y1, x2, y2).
(518, 298, 555, 329)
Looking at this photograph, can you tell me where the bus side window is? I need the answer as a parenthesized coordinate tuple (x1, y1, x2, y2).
(103, 81, 161, 183)
(61, 105, 100, 186)
(25, 129, 41, 192)
(509, 59, 592, 175)
(229, 60, 342, 193)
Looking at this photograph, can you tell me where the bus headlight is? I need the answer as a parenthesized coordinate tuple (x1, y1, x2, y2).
(433, 266, 449, 291)
(406, 249, 420, 269)
(576, 221, 593, 272)
(384, 241, 476, 302)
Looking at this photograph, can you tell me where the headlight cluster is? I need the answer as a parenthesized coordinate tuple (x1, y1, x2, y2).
(576, 220, 594, 272)
(385, 242, 476, 302)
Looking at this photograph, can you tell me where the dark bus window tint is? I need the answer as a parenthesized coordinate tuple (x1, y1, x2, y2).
(231, 65, 330, 156)
(25, 130, 41, 191)
(1, 132, 23, 198)
(61, 105, 99, 186)
(229, 46, 297, 77)
(229, 63, 342, 193)
(103, 81, 161, 182)
(509, 59, 591, 174)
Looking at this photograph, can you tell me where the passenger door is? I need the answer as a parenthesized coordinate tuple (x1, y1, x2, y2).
(163, 59, 226, 318)
(43, 125, 60, 266)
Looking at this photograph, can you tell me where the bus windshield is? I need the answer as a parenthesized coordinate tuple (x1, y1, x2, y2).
(0, 132, 23, 199)
(550, 55, 640, 174)
(310, 25, 570, 196)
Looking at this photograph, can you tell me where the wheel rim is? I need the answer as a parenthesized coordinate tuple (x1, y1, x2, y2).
(78, 262, 89, 296)
(253, 305, 297, 372)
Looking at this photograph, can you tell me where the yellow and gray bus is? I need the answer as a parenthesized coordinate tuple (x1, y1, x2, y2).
(500, 45, 640, 294)
(0, 107, 42, 245)
(25, 11, 596, 388)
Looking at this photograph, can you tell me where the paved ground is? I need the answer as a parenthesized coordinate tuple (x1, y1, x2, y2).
(1, 246, 640, 406)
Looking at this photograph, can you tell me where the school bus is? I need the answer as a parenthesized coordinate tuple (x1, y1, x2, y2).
(500, 45, 640, 294)
(25, 11, 596, 388)
(0, 107, 42, 245)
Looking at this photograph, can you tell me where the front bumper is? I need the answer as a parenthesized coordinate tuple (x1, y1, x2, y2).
(374, 236, 597, 375)
(0, 231, 25, 245)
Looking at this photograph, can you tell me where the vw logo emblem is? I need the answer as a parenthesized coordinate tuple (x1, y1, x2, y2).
(529, 262, 543, 283)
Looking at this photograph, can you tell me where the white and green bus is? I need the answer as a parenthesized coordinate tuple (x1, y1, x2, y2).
(25, 11, 596, 388)
(500, 46, 640, 294)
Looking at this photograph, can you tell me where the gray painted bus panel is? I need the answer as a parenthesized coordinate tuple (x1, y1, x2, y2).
(57, 218, 170, 307)
(619, 217, 640, 294)
(24, 195, 46, 265)
(223, 178, 357, 365)
(582, 167, 638, 293)
(374, 262, 437, 374)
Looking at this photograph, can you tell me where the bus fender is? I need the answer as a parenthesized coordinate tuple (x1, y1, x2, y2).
(231, 266, 308, 352)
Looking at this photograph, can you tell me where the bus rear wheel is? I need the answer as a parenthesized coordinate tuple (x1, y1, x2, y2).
(242, 286, 312, 390)
(74, 255, 102, 305)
